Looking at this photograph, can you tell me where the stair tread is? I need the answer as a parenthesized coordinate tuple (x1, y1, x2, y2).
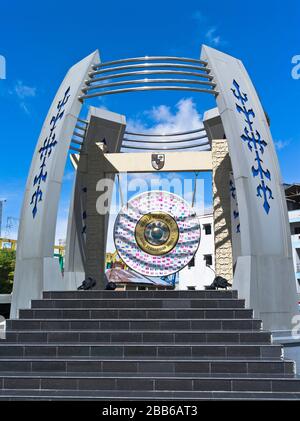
(0, 389, 300, 400)
(44, 290, 237, 293)
(36, 298, 243, 301)
(0, 343, 277, 347)
(0, 357, 288, 362)
(1, 371, 297, 379)
(3, 329, 268, 333)
(20, 307, 252, 312)
(9, 318, 260, 321)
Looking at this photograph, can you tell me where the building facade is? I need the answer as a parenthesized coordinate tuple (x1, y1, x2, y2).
(179, 184, 300, 293)
(290, 209, 300, 290)
(178, 212, 215, 290)
(286, 184, 300, 292)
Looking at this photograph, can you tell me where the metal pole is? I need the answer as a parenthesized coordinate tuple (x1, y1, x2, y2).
(117, 174, 124, 207)
(192, 173, 198, 208)
(0, 200, 6, 238)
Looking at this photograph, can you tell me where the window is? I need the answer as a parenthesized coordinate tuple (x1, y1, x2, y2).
(188, 257, 195, 268)
(203, 224, 212, 235)
(295, 227, 300, 235)
(187, 286, 196, 291)
(204, 254, 213, 266)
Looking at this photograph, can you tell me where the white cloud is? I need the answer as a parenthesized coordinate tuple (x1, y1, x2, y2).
(19, 102, 30, 115)
(205, 27, 222, 47)
(9, 80, 37, 114)
(275, 139, 290, 151)
(192, 11, 227, 48)
(125, 98, 207, 151)
(14, 81, 36, 99)
(146, 98, 204, 133)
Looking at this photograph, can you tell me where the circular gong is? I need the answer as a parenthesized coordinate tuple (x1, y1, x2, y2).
(113, 191, 201, 277)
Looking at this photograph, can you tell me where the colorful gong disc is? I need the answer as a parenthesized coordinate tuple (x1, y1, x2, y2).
(113, 191, 201, 277)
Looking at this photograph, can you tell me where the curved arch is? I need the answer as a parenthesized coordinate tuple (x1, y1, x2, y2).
(11, 51, 100, 318)
(201, 45, 297, 330)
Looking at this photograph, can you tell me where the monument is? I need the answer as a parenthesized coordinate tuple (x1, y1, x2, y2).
(10, 46, 298, 332)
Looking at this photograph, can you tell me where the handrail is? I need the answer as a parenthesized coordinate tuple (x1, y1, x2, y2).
(86, 70, 214, 84)
(69, 145, 82, 153)
(81, 86, 217, 100)
(80, 56, 217, 100)
(92, 56, 208, 69)
(79, 56, 217, 133)
(90, 62, 210, 77)
(125, 127, 205, 137)
(122, 141, 210, 151)
(70, 138, 83, 146)
(122, 134, 207, 144)
(77, 117, 88, 125)
(83, 78, 216, 93)
(72, 131, 85, 139)
(75, 124, 86, 132)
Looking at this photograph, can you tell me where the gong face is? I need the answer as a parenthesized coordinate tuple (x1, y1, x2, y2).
(135, 211, 179, 256)
(114, 191, 201, 277)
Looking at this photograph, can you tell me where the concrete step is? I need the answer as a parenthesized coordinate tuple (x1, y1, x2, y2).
(2, 288, 297, 400)
(32, 298, 246, 309)
(0, 358, 294, 375)
(6, 318, 263, 331)
(18, 308, 253, 320)
(0, 343, 282, 359)
(2, 330, 272, 344)
(1, 373, 300, 393)
(2, 389, 300, 400)
(43, 290, 238, 299)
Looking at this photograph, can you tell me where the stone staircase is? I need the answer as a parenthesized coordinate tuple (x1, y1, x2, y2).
(0, 289, 300, 400)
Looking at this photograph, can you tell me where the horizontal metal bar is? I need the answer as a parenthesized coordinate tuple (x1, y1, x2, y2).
(71, 138, 84, 146)
(125, 127, 205, 137)
(77, 117, 88, 125)
(90, 63, 210, 77)
(93, 56, 208, 70)
(87, 70, 214, 85)
(81, 86, 218, 100)
(75, 124, 86, 132)
(122, 133, 208, 144)
(121, 142, 211, 151)
(82, 78, 216, 93)
(73, 131, 85, 139)
(69, 146, 82, 153)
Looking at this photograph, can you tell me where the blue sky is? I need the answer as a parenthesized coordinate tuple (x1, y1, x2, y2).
(0, 0, 299, 242)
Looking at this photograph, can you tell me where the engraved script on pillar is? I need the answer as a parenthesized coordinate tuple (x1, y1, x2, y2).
(229, 178, 240, 233)
(231, 80, 273, 214)
(30, 87, 71, 218)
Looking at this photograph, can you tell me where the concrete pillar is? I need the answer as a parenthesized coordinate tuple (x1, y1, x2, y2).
(212, 139, 233, 283)
(85, 145, 113, 289)
(80, 108, 126, 289)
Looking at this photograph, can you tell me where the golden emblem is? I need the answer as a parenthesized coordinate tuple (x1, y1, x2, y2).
(135, 211, 179, 256)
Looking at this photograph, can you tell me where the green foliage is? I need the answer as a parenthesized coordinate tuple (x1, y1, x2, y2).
(0, 249, 16, 294)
